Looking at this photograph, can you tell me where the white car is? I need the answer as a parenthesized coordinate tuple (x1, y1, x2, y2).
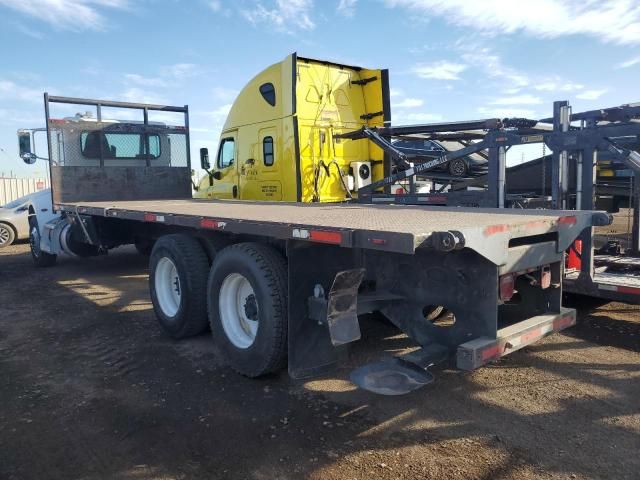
(0, 189, 51, 247)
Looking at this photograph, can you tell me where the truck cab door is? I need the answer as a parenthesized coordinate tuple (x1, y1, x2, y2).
(239, 127, 283, 201)
(208, 133, 239, 199)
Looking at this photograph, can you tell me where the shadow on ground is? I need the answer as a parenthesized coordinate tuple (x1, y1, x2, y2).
(0, 245, 638, 480)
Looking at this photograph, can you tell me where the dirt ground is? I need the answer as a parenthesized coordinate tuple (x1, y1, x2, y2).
(0, 243, 638, 480)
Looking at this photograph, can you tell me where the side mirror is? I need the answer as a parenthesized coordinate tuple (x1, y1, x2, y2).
(18, 131, 35, 164)
(200, 147, 210, 170)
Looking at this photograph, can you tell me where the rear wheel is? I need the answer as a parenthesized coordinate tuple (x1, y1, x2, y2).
(149, 234, 210, 339)
(208, 242, 288, 377)
(29, 216, 57, 267)
(0, 223, 15, 247)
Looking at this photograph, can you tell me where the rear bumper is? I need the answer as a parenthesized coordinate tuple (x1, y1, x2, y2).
(456, 307, 575, 370)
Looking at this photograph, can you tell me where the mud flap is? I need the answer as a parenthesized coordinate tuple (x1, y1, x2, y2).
(287, 242, 360, 379)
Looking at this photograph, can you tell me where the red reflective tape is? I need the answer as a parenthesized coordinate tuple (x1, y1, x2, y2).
(144, 213, 157, 222)
(558, 215, 577, 225)
(617, 286, 640, 295)
(200, 218, 219, 229)
(481, 345, 501, 361)
(553, 314, 575, 330)
(484, 224, 509, 236)
(309, 230, 343, 245)
(520, 328, 542, 344)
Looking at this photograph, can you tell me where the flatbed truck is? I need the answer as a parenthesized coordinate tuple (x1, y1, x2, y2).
(16, 56, 613, 394)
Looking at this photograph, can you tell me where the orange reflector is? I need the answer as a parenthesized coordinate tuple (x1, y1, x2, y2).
(144, 213, 157, 222)
(309, 230, 343, 245)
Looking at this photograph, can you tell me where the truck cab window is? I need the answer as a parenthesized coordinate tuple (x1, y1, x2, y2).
(263, 136, 274, 166)
(217, 138, 235, 168)
(80, 131, 161, 159)
(259, 83, 276, 106)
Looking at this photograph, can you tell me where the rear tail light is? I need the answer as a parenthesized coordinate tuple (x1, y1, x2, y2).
(499, 274, 515, 301)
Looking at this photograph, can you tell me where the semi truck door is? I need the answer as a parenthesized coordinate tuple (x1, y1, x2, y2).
(239, 126, 283, 201)
(209, 133, 239, 199)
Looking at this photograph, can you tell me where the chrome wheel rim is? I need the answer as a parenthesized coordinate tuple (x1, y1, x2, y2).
(0, 225, 10, 245)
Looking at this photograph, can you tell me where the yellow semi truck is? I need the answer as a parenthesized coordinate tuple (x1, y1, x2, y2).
(194, 54, 388, 203)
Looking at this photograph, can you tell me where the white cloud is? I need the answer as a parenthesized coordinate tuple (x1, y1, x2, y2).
(208, 0, 221, 11)
(0, 0, 128, 31)
(617, 56, 640, 68)
(478, 106, 537, 118)
(457, 43, 529, 88)
(392, 98, 424, 108)
(121, 88, 167, 105)
(385, 0, 640, 45)
(337, 0, 357, 17)
(124, 74, 167, 88)
(0, 79, 44, 103)
(389, 88, 403, 97)
(490, 94, 543, 106)
(161, 63, 198, 80)
(393, 112, 444, 123)
(212, 87, 239, 102)
(124, 64, 199, 91)
(576, 89, 607, 100)
(533, 79, 584, 92)
(14, 22, 45, 39)
(241, 0, 314, 33)
(413, 61, 467, 80)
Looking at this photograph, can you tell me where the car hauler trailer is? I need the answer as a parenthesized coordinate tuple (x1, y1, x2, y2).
(336, 101, 640, 305)
(19, 93, 610, 395)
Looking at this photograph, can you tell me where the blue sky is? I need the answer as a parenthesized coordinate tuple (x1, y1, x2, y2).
(0, 0, 639, 178)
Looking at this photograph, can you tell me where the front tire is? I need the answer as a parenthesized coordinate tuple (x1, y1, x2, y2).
(29, 216, 57, 267)
(448, 158, 468, 177)
(0, 222, 15, 247)
(208, 242, 288, 377)
(149, 234, 210, 339)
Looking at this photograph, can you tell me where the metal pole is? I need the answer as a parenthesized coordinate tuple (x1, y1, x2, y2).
(576, 120, 584, 209)
(551, 101, 570, 209)
(43, 93, 55, 208)
(488, 146, 499, 207)
(498, 146, 506, 208)
(97, 103, 104, 167)
(184, 105, 192, 170)
(143, 108, 151, 167)
(632, 174, 639, 256)
(578, 147, 596, 279)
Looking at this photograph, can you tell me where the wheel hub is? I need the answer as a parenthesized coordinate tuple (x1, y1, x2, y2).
(155, 257, 181, 318)
(219, 273, 259, 349)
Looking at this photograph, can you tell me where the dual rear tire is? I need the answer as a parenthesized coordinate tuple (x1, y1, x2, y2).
(149, 236, 288, 377)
